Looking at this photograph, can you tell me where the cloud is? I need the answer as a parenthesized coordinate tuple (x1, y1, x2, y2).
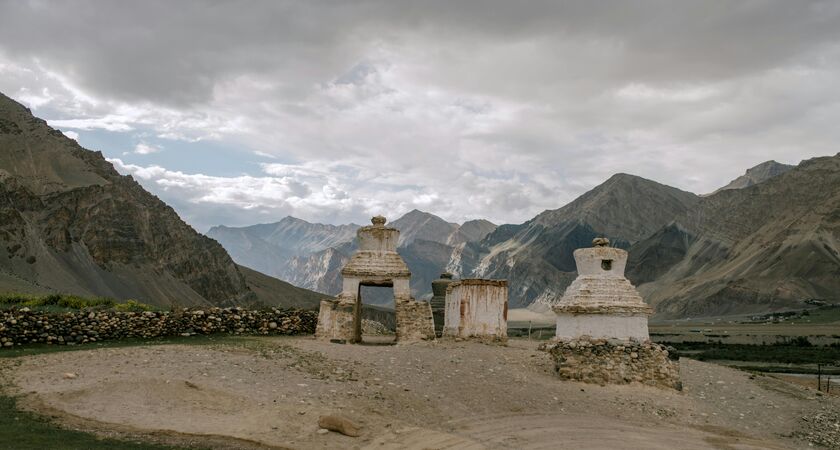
(108, 156, 559, 231)
(253, 150, 278, 159)
(133, 142, 162, 155)
(109, 158, 352, 230)
(62, 130, 79, 141)
(14, 87, 53, 109)
(50, 115, 135, 132)
(3, 1, 840, 227)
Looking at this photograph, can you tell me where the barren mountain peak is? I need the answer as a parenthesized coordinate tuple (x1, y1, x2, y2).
(629, 154, 840, 318)
(712, 159, 794, 194)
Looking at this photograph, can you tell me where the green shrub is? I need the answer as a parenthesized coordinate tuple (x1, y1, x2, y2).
(0, 293, 115, 310)
(0, 293, 36, 305)
(56, 295, 115, 309)
(788, 336, 813, 347)
(669, 342, 840, 365)
(114, 299, 153, 312)
(1, 293, 153, 312)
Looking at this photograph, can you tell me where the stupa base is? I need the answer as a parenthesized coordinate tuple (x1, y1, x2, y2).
(542, 337, 681, 390)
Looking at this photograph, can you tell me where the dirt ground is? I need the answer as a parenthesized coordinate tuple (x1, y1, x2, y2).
(1, 336, 837, 449)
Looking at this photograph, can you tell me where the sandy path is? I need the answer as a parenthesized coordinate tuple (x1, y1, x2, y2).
(1, 336, 835, 449)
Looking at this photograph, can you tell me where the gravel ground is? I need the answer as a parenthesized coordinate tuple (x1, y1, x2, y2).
(1, 336, 837, 449)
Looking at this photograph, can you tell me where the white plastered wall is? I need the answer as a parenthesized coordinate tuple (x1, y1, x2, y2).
(554, 314, 648, 341)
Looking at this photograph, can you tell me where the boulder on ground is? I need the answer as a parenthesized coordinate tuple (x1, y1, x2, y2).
(318, 415, 361, 437)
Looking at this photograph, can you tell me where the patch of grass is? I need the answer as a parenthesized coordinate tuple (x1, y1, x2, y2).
(0, 293, 154, 312)
(803, 305, 840, 324)
(670, 342, 840, 365)
(0, 394, 189, 450)
(113, 299, 154, 312)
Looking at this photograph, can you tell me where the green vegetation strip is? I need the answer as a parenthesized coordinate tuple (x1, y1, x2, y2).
(0, 395, 189, 450)
(735, 366, 840, 375)
(0, 293, 154, 312)
(669, 342, 840, 365)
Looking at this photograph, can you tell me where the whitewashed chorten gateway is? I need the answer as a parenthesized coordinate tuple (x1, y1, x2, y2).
(553, 237, 652, 340)
(315, 215, 435, 343)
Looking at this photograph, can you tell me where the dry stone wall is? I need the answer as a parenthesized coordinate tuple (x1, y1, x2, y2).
(315, 300, 355, 342)
(395, 299, 436, 341)
(541, 337, 681, 390)
(0, 307, 317, 347)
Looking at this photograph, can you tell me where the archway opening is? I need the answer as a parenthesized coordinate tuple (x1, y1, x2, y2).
(355, 282, 396, 345)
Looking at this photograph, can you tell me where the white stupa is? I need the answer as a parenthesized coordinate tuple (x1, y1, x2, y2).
(553, 237, 652, 341)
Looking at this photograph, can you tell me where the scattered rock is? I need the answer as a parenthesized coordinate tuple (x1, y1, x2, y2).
(318, 415, 361, 437)
(794, 408, 840, 448)
(62, 372, 78, 379)
(361, 319, 392, 336)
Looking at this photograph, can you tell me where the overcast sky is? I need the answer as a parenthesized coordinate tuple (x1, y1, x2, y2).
(2, 1, 839, 231)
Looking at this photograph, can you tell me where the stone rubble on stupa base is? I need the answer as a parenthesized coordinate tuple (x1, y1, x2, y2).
(543, 237, 681, 389)
(315, 215, 435, 344)
(443, 278, 509, 342)
(541, 337, 681, 390)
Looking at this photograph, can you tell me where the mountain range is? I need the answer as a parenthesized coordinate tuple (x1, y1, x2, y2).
(627, 155, 840, 318)
(210, 155, 840, 318)
(3, 90, 836, 319)
(0, 93, 323, 310)
(208, 210, 498, 306)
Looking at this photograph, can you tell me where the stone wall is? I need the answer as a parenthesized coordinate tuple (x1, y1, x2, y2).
(0, 307, 317, 348)
(361, 305, 396, 331)
(541, 337, 681, 390)
(315, 300, 355, 342)
(395, 299, 436, 342)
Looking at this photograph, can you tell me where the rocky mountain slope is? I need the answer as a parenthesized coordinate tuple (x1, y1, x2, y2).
(712, 160, 794, 193)
(0, 93, 323, 309)
(627, 154, 840, 318)
(207, 217, 359, 284)
(210, 210, 497, 302)
(211, 156, 838, 318)
(470, 174, 700, 308)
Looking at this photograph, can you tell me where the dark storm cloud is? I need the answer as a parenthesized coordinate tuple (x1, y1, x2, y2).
(2, 1, 838, 105)
(1, 1, 839, 226)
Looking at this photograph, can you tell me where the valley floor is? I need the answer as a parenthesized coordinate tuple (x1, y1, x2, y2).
(0, 336, 837, 449)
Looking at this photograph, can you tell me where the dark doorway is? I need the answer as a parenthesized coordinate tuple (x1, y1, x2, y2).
(355, 283, 396, 345)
